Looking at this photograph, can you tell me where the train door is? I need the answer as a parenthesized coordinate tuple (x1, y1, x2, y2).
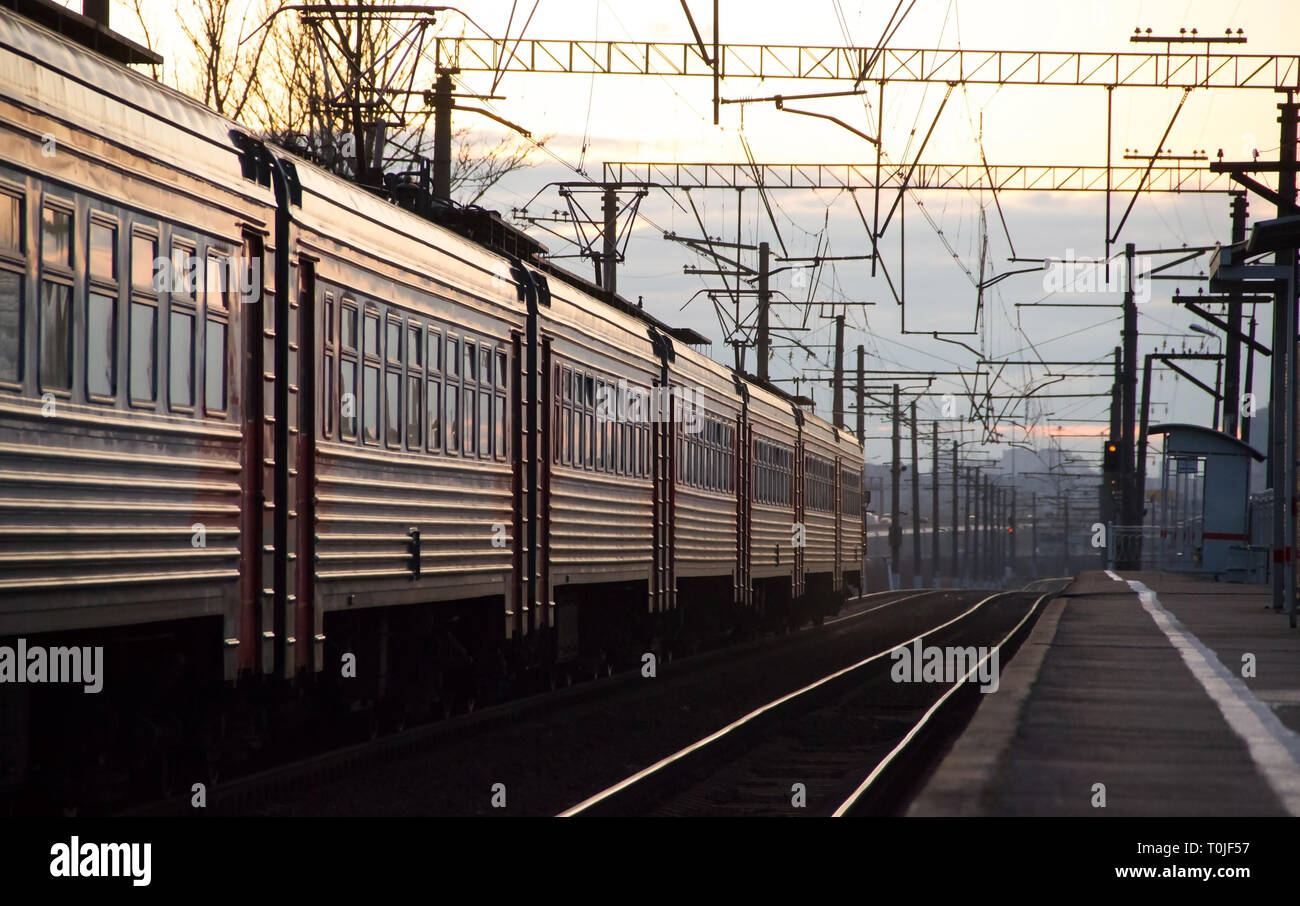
(834, 453, 842, 591)
(296, 258, 319, 674)
(793, 411, 805, 601)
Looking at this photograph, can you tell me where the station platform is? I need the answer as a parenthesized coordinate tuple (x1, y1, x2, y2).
(910, 570, 1300, 816)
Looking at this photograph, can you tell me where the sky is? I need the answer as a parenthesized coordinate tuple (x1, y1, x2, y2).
(95, 0, 1300, 469)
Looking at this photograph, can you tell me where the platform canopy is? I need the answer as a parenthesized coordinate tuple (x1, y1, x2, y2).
(1147, 423, 1265, 462)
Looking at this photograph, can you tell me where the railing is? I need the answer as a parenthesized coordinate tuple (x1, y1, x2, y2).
(1107, 522, 1207, 571)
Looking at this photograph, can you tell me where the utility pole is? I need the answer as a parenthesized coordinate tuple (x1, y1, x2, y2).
(1120, 242, 1139, 545)
(1003, 488, 1013, 579)
(1243, 312, 1258, 445)
(950, 442, 959, 587)
(1063, 495, 1071, 575)
(601, 186, 618, 294)
(1271, 95, 1297, 619)
(970, 467, 980, 584)
(911, 401, 921, 588)
(855, 345, 865, 440)
(931, 421, 940, 587)
(1223, 191, 1248, 438)
(1031, 491, 1038, 578)
(977, 473, 987, 587)
(832, 314, 845, 428)
(756, 241, 770, 382)
(994, 487, 1004, 581)
(890, 384, 902, 585)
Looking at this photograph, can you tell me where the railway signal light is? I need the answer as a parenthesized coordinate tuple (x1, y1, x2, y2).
(1102, 440, 1120, 472)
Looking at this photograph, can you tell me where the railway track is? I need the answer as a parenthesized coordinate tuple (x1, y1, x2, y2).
(558, 582, 1070, 817)
(119, 587, 935, 816)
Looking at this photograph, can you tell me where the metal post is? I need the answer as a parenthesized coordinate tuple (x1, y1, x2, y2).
(950, 442, 959, 587)
(832, 315, 845, 428)
(601, 186, 618, 295)
(1270, 96, 1297, 614)
(982, 474, 991, 584)
(890, 384, 901, 584)
(711, 0, 719, 126)
(1223, 192, 1247, 438)
(757, 241, 770, 382)
(1243, 312, 1258, 446)
(1031, 491, 1038, 578)
(1137, 352, 1155, 532)
(911, 401, 921, 588)
(855, 345, 865, 440)
(931, 421, 940, 586)
(1063, 495, 1071, 575)
(1121, 242, 1139, 535)
(1212, 356, 1223, 432)
(1003, 488, 1013, 579)
(970, 467, 980, 583)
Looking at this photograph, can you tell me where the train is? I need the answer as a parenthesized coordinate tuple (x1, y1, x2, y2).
(0, 2, 864, 808)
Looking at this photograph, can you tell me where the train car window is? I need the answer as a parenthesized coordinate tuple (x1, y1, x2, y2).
(386, 318, 401, 364)
(407, 325, 421, 367)
(584, 375, 594, 407)
(340, 360, 357, 438)
(321, 293, 334, 436)
(41, 206, 72, 269)
(39, 282, 72, 392)
(562, 404, 571, 464)
(129, 300, 156, 403)
(362, 365, 379, 443)
(495, 394, 506, 461)
(445, 384, 459, 452)
(594, 401, 604, 470)
(427, 327, 441, 373)
(462, 387, 476, 456)
(577, 406, 587, 469)
(89, 222, 116, 280)
(204, 251, 228, 312)
(339, 299, 358, 438)
(320, 351, 333, 436)
(426, 378, 441, 451)
(0, 271, 23, 385)
(341, 301, 357, 349)
(478, 391, 490, 458)
(496, 351, 507, 388)
(171, 242, 196, 301)
(446, 337, 459, 378)
(561, 365, 571, 400)
(479, 346, 491, 385)
(464, 341, 476, 383)
(84, 291, 116, 398)
(204, 317, 226, 415)
(385, 370, 400, 446)
(363, 310, 379, 358)
(130, 233, 156, 288)
(169, 308, 194, 409)
(405, 321, 422, 451)
(617, 422, 626, 475)
(0, 192, 21, 253)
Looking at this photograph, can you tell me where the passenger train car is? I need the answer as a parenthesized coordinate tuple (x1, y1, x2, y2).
(0, 3, 864, 807)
